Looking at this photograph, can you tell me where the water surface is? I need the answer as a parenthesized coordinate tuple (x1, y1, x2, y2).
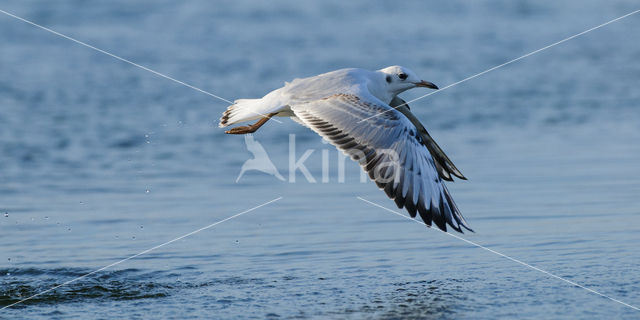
(1, 1, 639, 319)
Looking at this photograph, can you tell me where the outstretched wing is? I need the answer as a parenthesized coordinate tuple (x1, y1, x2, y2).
(290, 93, 472, 233)
(390, 97, 466, 182)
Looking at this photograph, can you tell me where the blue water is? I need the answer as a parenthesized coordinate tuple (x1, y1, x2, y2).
(1, 1, 640, 319)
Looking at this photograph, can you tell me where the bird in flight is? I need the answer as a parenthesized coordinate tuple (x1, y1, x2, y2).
(219, 66, 472, 233)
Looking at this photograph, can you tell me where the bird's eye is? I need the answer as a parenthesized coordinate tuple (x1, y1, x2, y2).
(385, 75, 392, 83)
(398, 73, 408, 80)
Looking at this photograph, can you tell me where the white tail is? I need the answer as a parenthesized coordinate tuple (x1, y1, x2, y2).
(219, 88, 288, 128)
(219, 98, 264, 127)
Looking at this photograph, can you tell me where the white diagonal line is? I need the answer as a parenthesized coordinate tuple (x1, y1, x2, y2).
(358, 9, 640, 123)
(0, 8, 231, 104)
(0, 196, 283, 310)
(0, 8, 283, 123)
(357, 196, 640, 312)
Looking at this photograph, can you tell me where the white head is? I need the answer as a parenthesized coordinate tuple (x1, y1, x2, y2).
(374, 66, 438, 103)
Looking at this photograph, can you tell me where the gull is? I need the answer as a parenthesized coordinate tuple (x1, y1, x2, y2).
(219, 66, 471, 233)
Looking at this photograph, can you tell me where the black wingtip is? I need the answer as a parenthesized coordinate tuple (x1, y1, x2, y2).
(451, 169, 467, 181)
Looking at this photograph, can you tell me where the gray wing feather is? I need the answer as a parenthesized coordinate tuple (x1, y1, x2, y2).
(390, 97, 466, 181)
(291, 94, 472, 233)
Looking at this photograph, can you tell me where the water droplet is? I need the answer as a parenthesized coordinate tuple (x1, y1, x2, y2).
(235, 240, 239, 244)
(79, 201, 84, 205)
(140, 225, 144, 229)
(44, 216, 49, 220)
(3, 212, 8, 218)
(67, 227, 72, 231)
(145, 189, 150, 193)
(144, 134, 149, 138)
(7, 258, 10, 261)
(132, 236, 136, 240)
(115, 235, 119, 239)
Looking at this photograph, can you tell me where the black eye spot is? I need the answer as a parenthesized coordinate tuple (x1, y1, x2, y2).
(385, 75, 392, 83)
(398, 73, 408, 80)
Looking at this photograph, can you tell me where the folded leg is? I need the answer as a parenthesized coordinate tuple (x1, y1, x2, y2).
(225, 112, 278, 134)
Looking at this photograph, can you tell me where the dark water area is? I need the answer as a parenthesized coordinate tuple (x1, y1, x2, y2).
(1, 1, 639, 319)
